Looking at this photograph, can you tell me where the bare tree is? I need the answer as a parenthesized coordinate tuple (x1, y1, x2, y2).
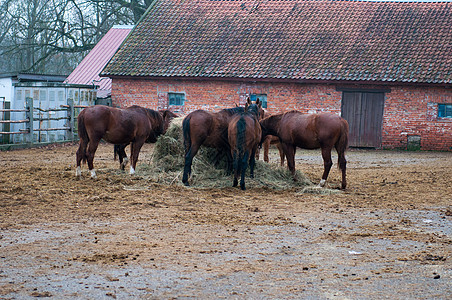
(0, 0, 153, 74)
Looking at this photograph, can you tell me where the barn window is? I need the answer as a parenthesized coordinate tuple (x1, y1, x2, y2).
(168, 93, 185, 106)
(438, 104, 452, 118)
(49, 91, 55, 102)
(250, 94, 267, 108)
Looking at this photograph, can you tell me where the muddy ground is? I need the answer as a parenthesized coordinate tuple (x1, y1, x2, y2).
(0, 143, 451, 299)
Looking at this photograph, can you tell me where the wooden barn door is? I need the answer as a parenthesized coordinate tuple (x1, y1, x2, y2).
(341, 91, 385, 148)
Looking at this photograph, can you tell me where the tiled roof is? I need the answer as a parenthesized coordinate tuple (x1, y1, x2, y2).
(102, 0, 452, 84)
(65, 25, 133, 98)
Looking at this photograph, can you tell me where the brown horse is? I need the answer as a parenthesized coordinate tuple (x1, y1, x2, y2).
(256, 135, 285, 166)
(181, 106, 244, 186)
(76, 105, 175, 178)
(260, 111, 349, 189)
(113, 110, 178, 170)
(228, 99, 263, 190)
(182, 99, 264, 186)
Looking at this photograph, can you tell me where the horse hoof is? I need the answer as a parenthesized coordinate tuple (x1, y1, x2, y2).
(183, 181, 190, 186)
(129, 167, 136, 175)
(319, 179, 326, 187)
(240, 186, 246, 191)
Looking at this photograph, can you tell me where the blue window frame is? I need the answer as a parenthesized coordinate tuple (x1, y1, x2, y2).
(438, 104, 452, 118)
(250, 94, 267, 109)
(168, 93, 185, 106)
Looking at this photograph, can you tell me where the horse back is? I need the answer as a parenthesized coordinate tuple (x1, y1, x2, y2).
(80, 105, 115, 133)
(282, 112, 345, 148)
(82, 105, 149, 144)
(183, 110, 215, 145)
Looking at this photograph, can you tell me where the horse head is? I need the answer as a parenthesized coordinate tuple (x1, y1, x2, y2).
(245, 97, 263, 120)
(160, 110, 178, 134)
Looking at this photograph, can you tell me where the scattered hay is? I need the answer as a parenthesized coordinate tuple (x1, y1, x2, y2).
(137, 118, 339, 193)
(300, 186, 341, 195)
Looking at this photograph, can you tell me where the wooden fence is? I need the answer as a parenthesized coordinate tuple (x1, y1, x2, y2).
(0, 97, 87, 150)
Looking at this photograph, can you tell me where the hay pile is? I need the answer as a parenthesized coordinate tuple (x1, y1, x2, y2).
(138, 118, 337, 193)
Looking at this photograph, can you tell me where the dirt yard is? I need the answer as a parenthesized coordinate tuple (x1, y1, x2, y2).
(0, 143, 451, 299)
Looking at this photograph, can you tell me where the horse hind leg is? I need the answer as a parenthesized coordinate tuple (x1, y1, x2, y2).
(232, 151, 239, 187)
(182, 144, 200, 186)
(281, 143, 297, 181)
(337, 148, 347, 190)
(114, 144, 128, 170)
(249, 147, 257, 178)
(119, 145, 129, 171)
(319, 146, 333, 187)
(263, 138, 270, 163)
(86, 138, 101, 179)
(276, 142, 285, 166)
(240, 151, 249, 190)
(129, 139, 145, 175)
(76, 139, 88, 177)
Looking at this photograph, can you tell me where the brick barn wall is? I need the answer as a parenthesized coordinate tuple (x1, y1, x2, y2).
(111, 78, 343, 113)
(382, 86, 452, 151)
(111, 78, 452, 151)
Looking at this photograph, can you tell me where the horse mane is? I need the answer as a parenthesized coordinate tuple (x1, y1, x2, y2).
(283, 110, 300, 116)
(222, 106, 245, 116)
(145, 108, 162, 120)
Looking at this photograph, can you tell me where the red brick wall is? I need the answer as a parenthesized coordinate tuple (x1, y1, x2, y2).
(382, 86, 452, 151)
(111, 78, 452, 151)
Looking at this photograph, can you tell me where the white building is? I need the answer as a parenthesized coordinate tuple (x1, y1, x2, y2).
(0, 73, 95, 145)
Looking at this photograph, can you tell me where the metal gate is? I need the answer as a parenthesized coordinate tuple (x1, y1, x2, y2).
(341, 91, 385, 148)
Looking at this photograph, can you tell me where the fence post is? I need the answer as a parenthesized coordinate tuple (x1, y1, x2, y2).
(66, 98, 74, 141)
(25, 97, 34, 145)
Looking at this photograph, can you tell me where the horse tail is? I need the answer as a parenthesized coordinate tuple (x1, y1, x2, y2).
(236, 115, 247, 166)
(77, 111, 89, 164)
(336, 119, 349, 171)
(182, 115, 192, 153)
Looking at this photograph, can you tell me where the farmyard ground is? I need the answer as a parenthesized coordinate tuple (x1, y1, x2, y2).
(1, 143, 451, 299)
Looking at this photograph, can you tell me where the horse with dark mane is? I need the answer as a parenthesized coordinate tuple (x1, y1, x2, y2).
(228, 98, 263, 190)
(260, 111, 349, 189)
(181, 105, 245, 186)
(113, 110, 178, 170)
(76, 105, 175, 178)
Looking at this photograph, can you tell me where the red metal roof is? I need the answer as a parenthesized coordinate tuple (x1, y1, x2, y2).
(65, 25, 133, 98)
(102, 0, 452, 84)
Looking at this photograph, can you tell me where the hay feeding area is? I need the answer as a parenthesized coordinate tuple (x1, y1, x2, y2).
(137, 118, 338, 194)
